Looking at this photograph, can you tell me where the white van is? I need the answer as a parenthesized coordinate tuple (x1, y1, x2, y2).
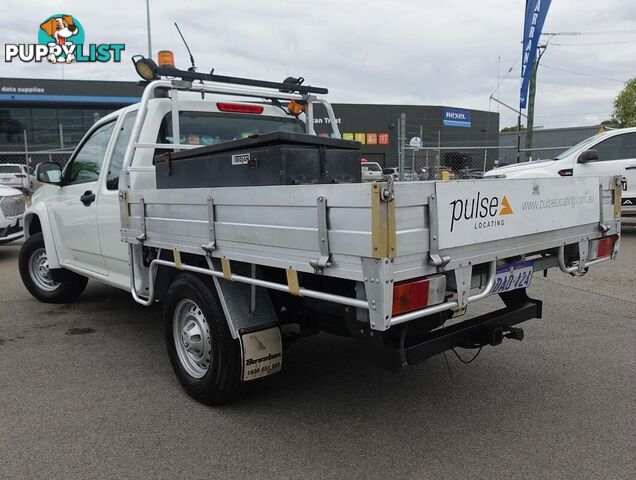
(485, 127, 635, 223)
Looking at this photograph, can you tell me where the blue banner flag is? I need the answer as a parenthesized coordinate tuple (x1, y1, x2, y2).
(520, 0, 551, 109)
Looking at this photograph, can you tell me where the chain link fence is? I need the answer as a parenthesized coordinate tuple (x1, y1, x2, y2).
(0, 123, 74, 168)
(0, 108, 109, 169)
(399, 144, 504, 181)
(396, 112, 502, 180)
(0, 112, 591, 180)
(394, 112, 588, 181)
(0, 143, 73, 168)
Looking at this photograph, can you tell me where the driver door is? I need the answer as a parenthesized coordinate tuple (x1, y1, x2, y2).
(49, 120, 116, 275)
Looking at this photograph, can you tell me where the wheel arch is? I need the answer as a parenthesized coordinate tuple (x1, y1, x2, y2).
(155, 253, 278, 340)
(23, 204, 61, 269)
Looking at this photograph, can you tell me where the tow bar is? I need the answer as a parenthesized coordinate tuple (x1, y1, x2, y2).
(391, 289, 541, 368)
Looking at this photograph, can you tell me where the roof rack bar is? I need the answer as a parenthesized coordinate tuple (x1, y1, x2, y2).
(164, 80, 308, 102)
(155, 67, 328, 95)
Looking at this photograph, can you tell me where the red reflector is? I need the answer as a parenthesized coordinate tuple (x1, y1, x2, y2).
(392, 278, 430, 316)
(15, 174, 26, 178)
(216, 102, 264, 114)
(558, 169, 573, 177)
(596, 236, 614, 258)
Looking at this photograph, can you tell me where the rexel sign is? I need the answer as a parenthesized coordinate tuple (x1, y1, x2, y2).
(443, 107, 472, 128)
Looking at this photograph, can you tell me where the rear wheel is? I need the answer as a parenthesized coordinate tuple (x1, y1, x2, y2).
(19, 232, 88, 303)
(164, 273, 243, 405)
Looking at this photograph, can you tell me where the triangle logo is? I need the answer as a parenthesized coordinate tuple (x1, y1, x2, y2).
(500, 196, 513, 215)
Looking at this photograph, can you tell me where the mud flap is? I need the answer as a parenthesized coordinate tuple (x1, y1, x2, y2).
(239, 326, 282, 382)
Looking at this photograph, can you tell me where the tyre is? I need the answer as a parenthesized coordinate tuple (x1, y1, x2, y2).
(18, 232, 88, 303)
(164, 273, 243, 405)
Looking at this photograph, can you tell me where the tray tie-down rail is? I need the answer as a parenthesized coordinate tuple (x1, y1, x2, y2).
(129, 249, 499, 333)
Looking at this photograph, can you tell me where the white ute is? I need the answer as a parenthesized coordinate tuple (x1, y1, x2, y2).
(20, 55, 623, 404)
(485, 127, 635, 224)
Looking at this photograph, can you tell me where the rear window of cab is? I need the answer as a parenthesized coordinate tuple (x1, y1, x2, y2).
(158, 111, 305, 146)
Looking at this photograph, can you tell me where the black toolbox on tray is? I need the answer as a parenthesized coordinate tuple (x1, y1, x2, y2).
(154, 131, 362, 188)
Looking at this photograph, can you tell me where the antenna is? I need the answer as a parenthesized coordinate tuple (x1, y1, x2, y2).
(174, 22, 197, 72)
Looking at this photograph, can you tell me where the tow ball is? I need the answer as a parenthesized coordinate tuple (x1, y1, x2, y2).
(481, 325, 525, 346)
(503, 326, 524, 342)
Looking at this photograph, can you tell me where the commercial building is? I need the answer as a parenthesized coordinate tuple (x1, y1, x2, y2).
(0, 77, 142, 164)
(0, 77, 499, 167)
(313, 104, 499, 169)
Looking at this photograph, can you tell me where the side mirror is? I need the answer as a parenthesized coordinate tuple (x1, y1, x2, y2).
(578, 149, 599, 163)
(36, 162, 63, 184)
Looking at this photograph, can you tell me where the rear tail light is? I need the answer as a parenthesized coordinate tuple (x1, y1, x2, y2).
(216, 102, 264, 114)
(392, 274, 446, 316)
(588, 235, 618, 261)
(558, 169, 573, 177)
(15, 174, 26, 178)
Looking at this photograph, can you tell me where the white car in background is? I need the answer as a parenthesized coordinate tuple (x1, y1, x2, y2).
(382, 166, 400, 180)
(0, 185, 25, 245)
(0, 163, 36, 193)
(361, 160, 384, 182)
(484, 127, 636, 223)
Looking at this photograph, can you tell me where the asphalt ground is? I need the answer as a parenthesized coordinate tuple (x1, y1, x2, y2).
(0, 229, 634, 479)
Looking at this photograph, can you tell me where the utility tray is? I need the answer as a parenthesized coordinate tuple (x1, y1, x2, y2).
(154, 131, 362, 188)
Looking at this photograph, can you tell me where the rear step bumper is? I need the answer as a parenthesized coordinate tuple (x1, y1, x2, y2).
(400, 293, 542, 366)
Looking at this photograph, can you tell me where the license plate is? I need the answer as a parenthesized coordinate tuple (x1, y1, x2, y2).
(491, 260, 533, 295)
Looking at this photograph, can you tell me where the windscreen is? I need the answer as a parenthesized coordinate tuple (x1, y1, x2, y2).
(0, 165, 20, 173)
(363, 163, 382, 172)
(554, 133, 605, 160)
(159, 111, 305, 146)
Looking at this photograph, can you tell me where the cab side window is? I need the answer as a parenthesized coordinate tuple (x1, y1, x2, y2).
(593, 133, 636, 162)
(619, 133, 636, 159)
(106, 112, 136, 190)
(65, 121, 115, 185)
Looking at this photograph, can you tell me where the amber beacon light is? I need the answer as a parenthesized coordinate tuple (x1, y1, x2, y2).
(157, 50, 176, 68)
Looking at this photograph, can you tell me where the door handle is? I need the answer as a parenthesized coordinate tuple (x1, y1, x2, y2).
(80, 190, 96, 206)
(626, 166, 636, 170)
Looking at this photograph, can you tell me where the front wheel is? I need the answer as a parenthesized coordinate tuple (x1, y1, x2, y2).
(18, 232, 88, 303)
(164, 273, 243, 405)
